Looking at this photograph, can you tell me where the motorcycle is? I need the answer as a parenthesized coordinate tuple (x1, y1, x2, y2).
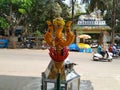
(20, 39, 33, 48)
(112, 50, 119, 58)
(116, 45, 120, 56)
(93, 51, 113, 62)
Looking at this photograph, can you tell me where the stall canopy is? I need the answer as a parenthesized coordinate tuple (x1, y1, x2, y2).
(78, 34, 91, 39)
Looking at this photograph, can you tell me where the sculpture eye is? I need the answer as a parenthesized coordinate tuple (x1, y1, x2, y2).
(58, 25, 60, 27)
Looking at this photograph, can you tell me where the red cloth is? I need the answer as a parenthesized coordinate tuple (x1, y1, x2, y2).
(49, 47, 69, 62)
(109, 46, 113, 52)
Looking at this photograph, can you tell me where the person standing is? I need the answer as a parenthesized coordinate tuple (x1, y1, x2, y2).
(112, 44, 117, 56)
(18, 34, 22, 42)
(108, 44, 113, 52)
(97, 44, 102, 54)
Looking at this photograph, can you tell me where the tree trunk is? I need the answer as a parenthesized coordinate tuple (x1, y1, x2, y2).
(72, 0, 76, 43)
(111, 0, 117, 44)
(8, 3, 16, 49)
(72, 0, 75, 30)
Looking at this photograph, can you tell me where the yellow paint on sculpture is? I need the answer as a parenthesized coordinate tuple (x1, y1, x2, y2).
(44, 17, 75, 80)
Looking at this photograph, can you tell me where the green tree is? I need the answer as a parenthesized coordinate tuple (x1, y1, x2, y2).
(103, 0, 120, 43)
(0, 0, 33, 48)
(81, 0, 108, 15)
(0, 17, 9, 29)
(28, 0, 70, 34)
(0, 0, 73, 48)
(81, 0, 120, 43)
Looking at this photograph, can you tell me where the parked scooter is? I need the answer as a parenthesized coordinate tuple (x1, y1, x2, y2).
(20, 39, 33, 48)
(116, 45, 120, 56)
(93, 51, 113, 62)
(118, 50, 120, 56)
(112, 50, 119, 58)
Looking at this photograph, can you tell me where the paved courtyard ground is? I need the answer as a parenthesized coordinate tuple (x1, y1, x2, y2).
(0, 49, 120, 90)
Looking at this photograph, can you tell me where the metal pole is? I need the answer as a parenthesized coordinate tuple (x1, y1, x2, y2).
(56, 73, 61, 90)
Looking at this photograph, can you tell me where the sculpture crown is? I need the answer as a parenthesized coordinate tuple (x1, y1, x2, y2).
(53, 16, 65, 26)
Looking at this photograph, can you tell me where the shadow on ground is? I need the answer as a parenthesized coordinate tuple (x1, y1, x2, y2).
(0, 75, 94, 90)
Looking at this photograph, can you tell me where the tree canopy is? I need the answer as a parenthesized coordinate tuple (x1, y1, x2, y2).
(0, 0, 120, 37)
(0, 0, 71, 36)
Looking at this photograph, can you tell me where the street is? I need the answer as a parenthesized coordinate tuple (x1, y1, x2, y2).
(0, 49, 120, 90)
